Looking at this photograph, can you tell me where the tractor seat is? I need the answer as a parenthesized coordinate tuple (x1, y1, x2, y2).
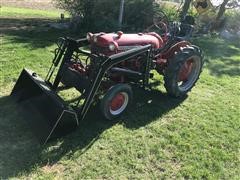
(176, 23, 194, 40)
(176, 15, 195, 41)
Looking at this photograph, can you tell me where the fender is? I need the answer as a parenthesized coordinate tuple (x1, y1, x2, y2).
(162, 41, 191, 59)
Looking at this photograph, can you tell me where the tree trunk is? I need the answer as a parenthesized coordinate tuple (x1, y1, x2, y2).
(180, 0, 192, 21)
(216, 0, 229, 21)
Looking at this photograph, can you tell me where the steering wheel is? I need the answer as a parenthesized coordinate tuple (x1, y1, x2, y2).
(144, 21, 169, 41)
(144, 10, 169, 40)
(153, 10, 169, 25)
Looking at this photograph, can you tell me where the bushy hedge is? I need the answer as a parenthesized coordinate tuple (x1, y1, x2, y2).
(55, 0, 160, 32)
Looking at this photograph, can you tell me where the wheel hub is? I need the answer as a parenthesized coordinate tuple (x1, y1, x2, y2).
(109, 92, 129, 115)
(178, 59, 193, 82)
(177, 55, 202, 92)
(110, 93, 125, 111)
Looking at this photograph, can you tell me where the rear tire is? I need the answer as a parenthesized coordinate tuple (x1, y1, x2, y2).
(164, 46, 204, 97)
(100, 84, 133, 120)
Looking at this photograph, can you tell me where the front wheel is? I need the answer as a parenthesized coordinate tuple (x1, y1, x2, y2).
(100, 84, 133, 120)
(164, 46, 204, 97)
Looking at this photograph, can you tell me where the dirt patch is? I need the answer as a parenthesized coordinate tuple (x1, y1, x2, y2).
(1, 0, 57, 10)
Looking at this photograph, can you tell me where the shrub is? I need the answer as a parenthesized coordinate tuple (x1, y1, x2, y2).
(55, 0, 157, 33)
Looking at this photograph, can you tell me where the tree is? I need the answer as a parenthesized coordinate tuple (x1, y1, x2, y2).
(216, 0, 240, 20)
(180, 0, 240, 21)
(216, 0, 230, 20)
(179, 0, 240, 32)
(179, 0, 192, 21)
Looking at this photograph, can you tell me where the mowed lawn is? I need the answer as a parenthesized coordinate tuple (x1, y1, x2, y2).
(0, 7, 239, 179)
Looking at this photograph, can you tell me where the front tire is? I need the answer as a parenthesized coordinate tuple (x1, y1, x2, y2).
(100, 84, 133, 120)
(164, 46, 204, 97)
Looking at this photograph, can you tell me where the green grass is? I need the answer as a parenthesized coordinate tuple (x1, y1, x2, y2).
(0, 6, 67, 18)
(0, 7, 240, 179)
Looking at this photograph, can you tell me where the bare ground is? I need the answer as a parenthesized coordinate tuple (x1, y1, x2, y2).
(1, 0, 57, 10)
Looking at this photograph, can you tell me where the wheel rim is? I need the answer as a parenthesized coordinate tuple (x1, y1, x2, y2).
(109, 92, 129, 115)
(177, 55, 201, 92)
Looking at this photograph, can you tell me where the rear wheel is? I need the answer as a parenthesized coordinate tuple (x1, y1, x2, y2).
(100, 84, 133, 120)
(164, 46, 204, 97)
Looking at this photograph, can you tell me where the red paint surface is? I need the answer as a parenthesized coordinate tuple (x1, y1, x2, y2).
(95, 32, 163, 49)
(110, 93, 125, 111)
(178, 59, 193, 81)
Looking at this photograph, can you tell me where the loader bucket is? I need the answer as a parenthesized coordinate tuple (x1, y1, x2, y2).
(11, 69, 79, 144)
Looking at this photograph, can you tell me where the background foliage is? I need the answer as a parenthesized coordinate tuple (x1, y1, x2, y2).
(55, 0, 159, 32)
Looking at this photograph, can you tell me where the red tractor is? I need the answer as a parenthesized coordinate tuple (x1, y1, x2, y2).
(11, 20, 204, 143)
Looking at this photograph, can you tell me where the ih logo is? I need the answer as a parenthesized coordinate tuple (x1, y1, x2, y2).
(193, 0, 213, 14)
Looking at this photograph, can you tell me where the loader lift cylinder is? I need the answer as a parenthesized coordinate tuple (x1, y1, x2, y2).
(52, 39, 78, 90)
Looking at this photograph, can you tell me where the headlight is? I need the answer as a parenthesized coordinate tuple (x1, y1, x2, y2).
(109, 43, 116, 51)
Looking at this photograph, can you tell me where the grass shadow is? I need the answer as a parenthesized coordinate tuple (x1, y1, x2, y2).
(193, 37, 240, 77)
(0, 87, 185, 178)
(0, 17, 78, 49)
(0, 96, 41, 178)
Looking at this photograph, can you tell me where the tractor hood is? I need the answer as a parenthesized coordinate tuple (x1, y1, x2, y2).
(88, 32, 163, 51)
